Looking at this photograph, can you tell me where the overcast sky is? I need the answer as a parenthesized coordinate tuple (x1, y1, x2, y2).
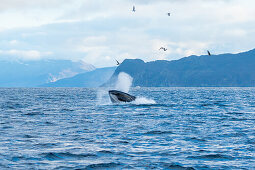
(0, 0, 255, 67)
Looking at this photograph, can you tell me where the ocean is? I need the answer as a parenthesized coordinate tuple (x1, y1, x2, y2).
(0, 87, 255, 169)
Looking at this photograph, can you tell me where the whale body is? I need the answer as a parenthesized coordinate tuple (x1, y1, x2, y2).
(108, 90, 136, 103)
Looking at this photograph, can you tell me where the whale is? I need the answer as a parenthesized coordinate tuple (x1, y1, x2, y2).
(108, 90, 136, 103)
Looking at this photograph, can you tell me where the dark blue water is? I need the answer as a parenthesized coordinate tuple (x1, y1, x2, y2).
(0, 87, 255, 169)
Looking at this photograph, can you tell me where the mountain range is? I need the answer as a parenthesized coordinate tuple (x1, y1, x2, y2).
(1, 48, 255, 87)
(104, 49, 255, 87)
(41, 67, 116, 87)
(0, 60, 95, 87)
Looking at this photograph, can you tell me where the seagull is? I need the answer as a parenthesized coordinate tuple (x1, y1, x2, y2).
(115, 59, 120, 65)
(207, 50, 211, 56)
(159, 47, 167, 51)
(167, 13, 171, 16)
(132, 5, 136, 12)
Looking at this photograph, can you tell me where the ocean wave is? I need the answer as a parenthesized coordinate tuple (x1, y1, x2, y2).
(1, 87, 255, 169)
(161, 163, 195, 170)
(144, 130, 173, 135)
(188, 154, 234, 160)
(85, 162, 122, 169)
(41, 152, 97, 160)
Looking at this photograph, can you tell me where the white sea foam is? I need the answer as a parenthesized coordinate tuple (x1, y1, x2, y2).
(133, 97, 156, 105)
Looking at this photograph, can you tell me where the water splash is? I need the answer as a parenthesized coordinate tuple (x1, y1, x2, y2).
(115, 72, 133, 93)
(97, 72, 156, 105)
(96, 89, 111, 105)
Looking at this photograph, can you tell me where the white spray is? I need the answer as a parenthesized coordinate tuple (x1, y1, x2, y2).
(115, 72, 156, 104)
(96, 72, 132, 105)
(97, 72, 156, 105)
(96, 89, 111, 105)
(115, 72, 133, 93)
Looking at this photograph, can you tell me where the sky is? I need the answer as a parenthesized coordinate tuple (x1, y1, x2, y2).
(0, 0, 255, 67)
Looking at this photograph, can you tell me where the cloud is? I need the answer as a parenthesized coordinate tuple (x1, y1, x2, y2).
(0, 0, 73, 11)
(224, 29, 247, 37)
(0, 0, 78, 30)
(1, 0, 255, 67)
(9, 40, 18, 45)
(0, 49, 52, 60)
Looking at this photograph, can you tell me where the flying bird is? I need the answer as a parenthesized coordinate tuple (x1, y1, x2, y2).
(132, 5, 136, 12)
(207, 50, 211, 56)
(167, 13, 171, 16)
(159, 47, 167, 51)
(115, 59, 120, 65)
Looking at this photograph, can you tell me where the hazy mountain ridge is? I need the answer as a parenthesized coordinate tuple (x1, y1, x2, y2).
(0, 59, 95, 87)
(104, 49, 255, 87)
(41, 67, 116, 87)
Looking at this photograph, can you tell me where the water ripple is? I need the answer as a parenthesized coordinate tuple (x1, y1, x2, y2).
(0, 87, 254, 169)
